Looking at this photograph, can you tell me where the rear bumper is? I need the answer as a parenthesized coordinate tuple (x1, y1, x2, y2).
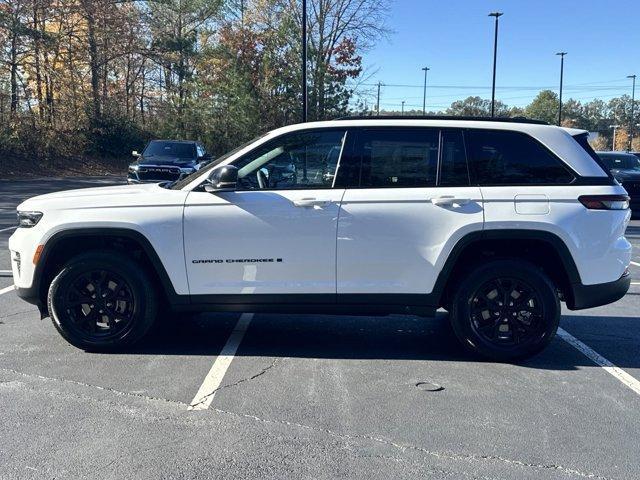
(567, 272, 631, 310)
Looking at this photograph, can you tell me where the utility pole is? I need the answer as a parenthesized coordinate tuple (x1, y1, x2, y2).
(628, 74, 636, 151)
(488, 12, 503, 117)
(401, 101, 405, 116)
(556, 52, 567, 126)
(421, 67, 430, 115)
(376, 81, 382, 116)
(610, 125, 620, 151)
(301, 0, 308, 122)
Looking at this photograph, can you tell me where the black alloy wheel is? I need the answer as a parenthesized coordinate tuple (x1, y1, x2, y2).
(62, 269, 137, 340)
(48, 251, 157, 351)
(469, 277, 543, 347)
(450, 259, 560, 361)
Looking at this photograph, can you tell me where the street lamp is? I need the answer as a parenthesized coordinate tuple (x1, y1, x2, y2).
(610, 125, 621, 151)
(401, 100, 405, 116)
(488, 12, 503, 117)
(376, 81, 383, 116)
(556, 52, 567, 126)
(628, 74, 636, 151)
(301, 0, 308, 122)
(421, 67, 430, 115)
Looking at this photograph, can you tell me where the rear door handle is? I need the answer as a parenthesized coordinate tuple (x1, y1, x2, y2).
(431, 195, 471, 206)
(293, 198, 331, 208)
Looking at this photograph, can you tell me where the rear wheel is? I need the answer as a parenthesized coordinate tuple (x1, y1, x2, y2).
(47, 251, 157, 351)
(449, 259, 560, 361)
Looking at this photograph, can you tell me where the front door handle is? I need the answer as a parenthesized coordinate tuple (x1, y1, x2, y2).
(431, 196, 471, 206)
(293, 198, 331, 208)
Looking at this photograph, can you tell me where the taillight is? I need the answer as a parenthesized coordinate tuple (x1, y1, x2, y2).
(578, 195, 630, 210)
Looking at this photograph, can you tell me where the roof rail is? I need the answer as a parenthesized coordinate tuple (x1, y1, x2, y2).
(336, 115, 549, 125)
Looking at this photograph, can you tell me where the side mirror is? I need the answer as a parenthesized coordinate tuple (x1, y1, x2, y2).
(132, 150, 140, 157)
(204, 165, 238, 192)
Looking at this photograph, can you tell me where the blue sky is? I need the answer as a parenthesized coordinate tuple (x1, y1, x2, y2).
(356, 0, 640, 112)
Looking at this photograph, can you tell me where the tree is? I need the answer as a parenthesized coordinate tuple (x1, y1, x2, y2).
(303, 0, 387, 120)
(446, 96, 508, 117)
(524, 90, 559, 124)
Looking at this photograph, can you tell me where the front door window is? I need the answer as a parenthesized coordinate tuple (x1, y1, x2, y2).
(234, 130, 347, 190)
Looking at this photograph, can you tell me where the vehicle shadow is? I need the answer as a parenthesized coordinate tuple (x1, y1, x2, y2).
(132, 311, 640, 370)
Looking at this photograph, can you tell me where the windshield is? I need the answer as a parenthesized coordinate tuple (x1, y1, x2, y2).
(143, 141, 196, 158)
(168, 134, 266, 190)
(598, 153, 640, 171)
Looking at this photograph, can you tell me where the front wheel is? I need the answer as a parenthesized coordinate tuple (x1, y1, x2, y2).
(47, 251, 158, 351)
(449, 259, 560, 361)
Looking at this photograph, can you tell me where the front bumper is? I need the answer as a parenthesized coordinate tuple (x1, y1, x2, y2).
(15, 285, 48, 318)
(567, 271, 631, 310)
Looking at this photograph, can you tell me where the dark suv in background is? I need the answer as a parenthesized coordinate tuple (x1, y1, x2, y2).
(596, 151, 640, 217)
(128, 140, 212, 184)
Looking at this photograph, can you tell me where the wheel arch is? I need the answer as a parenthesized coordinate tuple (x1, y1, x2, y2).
(434, 229, 581, 309)
(34, 228, 185, 312)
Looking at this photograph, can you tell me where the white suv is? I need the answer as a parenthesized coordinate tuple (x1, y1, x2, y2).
(9, 117, 632, 360)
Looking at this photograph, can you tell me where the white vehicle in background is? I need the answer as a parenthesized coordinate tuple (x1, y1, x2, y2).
(9, 117, 632, 360)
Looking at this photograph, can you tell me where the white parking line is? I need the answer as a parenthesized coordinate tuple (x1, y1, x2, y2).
(557, 327, 640, 396)
(0, 285, 15, 296)
(188, 313, 254, 411)
(0, 226, 17, 233)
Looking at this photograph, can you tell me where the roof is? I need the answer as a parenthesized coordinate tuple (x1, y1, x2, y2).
(560, 127, 589, 136)
(270, 118, 565, 137)
(338, 115, 548, 125)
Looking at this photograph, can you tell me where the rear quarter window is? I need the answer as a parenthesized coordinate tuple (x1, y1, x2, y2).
(467, 129, 574, 185)
(573, 133, 611, 176)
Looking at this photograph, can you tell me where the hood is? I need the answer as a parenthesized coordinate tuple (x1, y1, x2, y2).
(17, 183, 186, 212)
(134, 156, 197, 167)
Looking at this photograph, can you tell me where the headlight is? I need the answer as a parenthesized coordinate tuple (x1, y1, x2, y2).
(180, 167, 195, 174)
(17, 211, 43, 228)
(128, 165, 140, 173)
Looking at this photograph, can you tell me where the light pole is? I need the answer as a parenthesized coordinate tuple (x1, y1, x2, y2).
(628, 74, 636, 151)
(376, 81, 382, 116)
(556, 52, 567, 126)
(401, 101, 405, 116)
(610, 125, 620, 151)
(301, 0, 308, 122)
(421, 67, 430, 115)
(488, 12, 503, 117)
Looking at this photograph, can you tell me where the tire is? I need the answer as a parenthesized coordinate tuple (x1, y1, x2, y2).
(47, 250, 158, 351)
(449, 259, 560, 361)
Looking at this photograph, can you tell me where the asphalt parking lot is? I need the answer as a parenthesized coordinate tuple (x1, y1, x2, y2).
(0, 177, 639, 480)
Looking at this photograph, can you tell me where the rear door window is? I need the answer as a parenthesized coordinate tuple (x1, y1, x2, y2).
(354, 128, 439, 188)
(439, 130, 470, 187)
(467, 130, 574, 185)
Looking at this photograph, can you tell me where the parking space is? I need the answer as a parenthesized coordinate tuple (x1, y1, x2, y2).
(1, 178, 639, 479)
